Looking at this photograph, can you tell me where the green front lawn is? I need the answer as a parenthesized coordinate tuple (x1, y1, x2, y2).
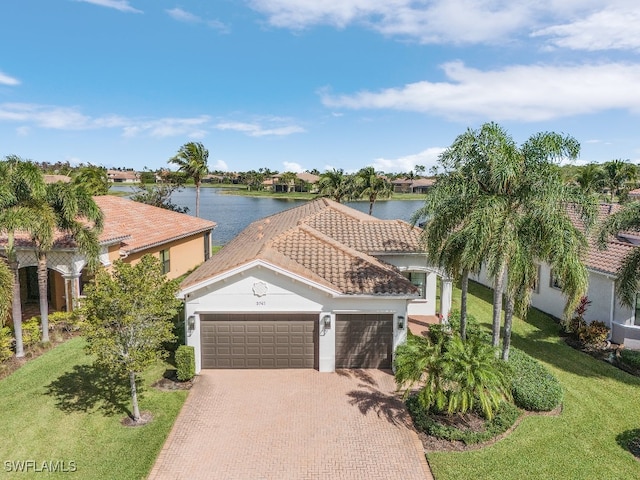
(0, 337, 187, 479)
(428, 281, 640, 479)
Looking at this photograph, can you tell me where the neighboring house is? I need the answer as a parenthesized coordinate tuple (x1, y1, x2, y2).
(0, 196, 215, 317)
(107, 169, 140, 183)
(43, 174, 71, 184)
(263, 172, 320, 193)
(179, 198, 452, 373)
(202, 174, 225, 184)
(628, 188, 640, 201)
(472, 204, 640, 349)
(391, 178, 435, 194)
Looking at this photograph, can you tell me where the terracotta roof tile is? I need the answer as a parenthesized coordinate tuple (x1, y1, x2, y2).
(181, 198, 420, 296)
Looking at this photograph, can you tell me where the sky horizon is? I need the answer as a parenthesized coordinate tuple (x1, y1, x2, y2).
(2, 1, 639, 174)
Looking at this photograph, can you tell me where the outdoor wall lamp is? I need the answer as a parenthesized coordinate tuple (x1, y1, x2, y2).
(397, 316, 405, 329)
(323, 315, 332, 329)
(187, 315, 196, 336)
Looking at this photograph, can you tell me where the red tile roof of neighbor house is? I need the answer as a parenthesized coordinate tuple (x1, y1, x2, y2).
(0, 196, 216, 254)
(566, 203, 635, 276)
(181, 198, 421, 296)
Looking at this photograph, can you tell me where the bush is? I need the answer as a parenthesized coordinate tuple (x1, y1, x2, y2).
(0, 326, 13, 362)
(406, 395, 520, 445)
(21, 317, 42, 349)
(507, 348, 563, 411)
(48, 311, 82, 333)
(175, 345, 195, 381)
(579, 321, 609, 348)
(620, 349, 640, 370)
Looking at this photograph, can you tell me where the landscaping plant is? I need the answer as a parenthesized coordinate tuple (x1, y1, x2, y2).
(81, 255, 181, 423)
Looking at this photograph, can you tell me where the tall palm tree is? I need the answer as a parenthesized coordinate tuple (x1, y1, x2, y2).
(598, 202, 640, 308)
(0, 156, 47, 357)
(318, 169, 355, 203)
(603, 159, 637, 201)
(416, 123, 595, 360)
(169, 142, 209, 217)
(575, 163, 605, 195)
(355, 166, 393, 215)
(31, 182, 104, 341)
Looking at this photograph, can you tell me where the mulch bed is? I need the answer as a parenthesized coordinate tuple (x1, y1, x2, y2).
(415, 405, 562, 453)
(121, 411, 153, 427)
(152, 371, 194, 391)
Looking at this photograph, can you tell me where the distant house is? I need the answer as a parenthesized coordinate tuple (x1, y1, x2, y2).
(107, 169, 139, 183)
(0, 196, 215, 317)
(178, 198, 453, 372)
(391, 178, 435, 194)
(43, 175, 71, 184)
(628, 188, 640, 201)
(263, 172, 320, 193)
(202, 174, 225, 184)
(472, 204, 640, 349)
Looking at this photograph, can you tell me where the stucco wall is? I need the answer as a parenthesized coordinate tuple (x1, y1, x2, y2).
(183, 265, 410, 373)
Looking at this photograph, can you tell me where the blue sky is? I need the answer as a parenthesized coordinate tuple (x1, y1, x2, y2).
(1, 0, 639, 174)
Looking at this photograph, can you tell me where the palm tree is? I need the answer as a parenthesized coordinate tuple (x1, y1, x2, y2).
(417, 123, 594, 360)
(575, 163, 605, 195)
(603, 159, 637, 201)
(598, 202, 640, 308)
(0, 260, 12, 325)
(169, 142, 209, 217)
(318, 169, 355, 203)
(31, 182, 104, 342)
(0, 156, 47, 357)
(72, 165, 110, 195)
(355, 166, 393, 215)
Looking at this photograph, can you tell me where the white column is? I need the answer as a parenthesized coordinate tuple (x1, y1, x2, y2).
(440, 277, 453, 321)
(318, 312, 335, 372)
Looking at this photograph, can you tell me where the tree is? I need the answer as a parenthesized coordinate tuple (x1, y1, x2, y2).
(318, 169, 355, 203)
(575, 163, 605, 195)
(416, 123, 594, 360)
(129, 183, 189, 213)
(0, 156, 47, 357)
(355, 166, 393, 215)
(31, 182, 103, 342)
(0, 260, 12, 326)
(278, 172, 298, 193)
(72, 165, 109, 196)
(82, 255, 181, 423)
(169, 142, 209, 217)
(603, 159, 637, 201)
(598, 202, 640, 308)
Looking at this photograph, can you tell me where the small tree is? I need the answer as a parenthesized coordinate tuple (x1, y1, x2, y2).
(82, 255, 181, 423)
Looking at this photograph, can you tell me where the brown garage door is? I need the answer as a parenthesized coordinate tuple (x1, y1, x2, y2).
(200, 313, 317, 369)
(335, 313, 393, 368)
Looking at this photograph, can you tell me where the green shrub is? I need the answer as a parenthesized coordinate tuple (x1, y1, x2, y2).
(48, 311, 82, 333)
(21, 317, 42, 348)
(579, 321, 609, 348)
(507, 348, 563, 411)
(406, 395, 520, 445)
(175, 345, 195, 381)
(620, 349, 640, 369)
(0, 326, 13, 362)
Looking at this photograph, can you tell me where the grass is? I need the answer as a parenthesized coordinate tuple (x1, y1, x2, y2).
(0, 337, 187, 479)
(428, 281, 640, 480)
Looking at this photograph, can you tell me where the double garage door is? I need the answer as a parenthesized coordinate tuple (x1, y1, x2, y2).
(200, 313, 393, 369)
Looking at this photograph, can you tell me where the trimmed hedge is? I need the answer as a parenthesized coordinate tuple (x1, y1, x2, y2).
(406, 395, 520, 445)
(507, 348, 563, 412)
(175, 345, 195, 381)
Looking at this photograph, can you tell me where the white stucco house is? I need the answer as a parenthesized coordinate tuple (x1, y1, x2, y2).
(179, 198, 452, 372)
(473, 204, 640, 349)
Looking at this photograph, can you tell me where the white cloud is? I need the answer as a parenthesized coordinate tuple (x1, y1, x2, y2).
(283, 161, 304, 173)
(76, 0, 142, 13)
(370, 147, 445, 174)
(212, 159, 229, 171)
(165, 8, 230, 32)
(16, 126, 30, 136)
(0, 102, 209, 137)
(215, 120, 305, 137)
(0, 71, 20, 86)
(322, 61, 640, 122)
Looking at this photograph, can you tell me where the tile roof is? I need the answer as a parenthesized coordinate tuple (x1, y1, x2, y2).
(0, 196, 216, 254)
(567, 203, 635, 275)
(180, 198, 421, 296)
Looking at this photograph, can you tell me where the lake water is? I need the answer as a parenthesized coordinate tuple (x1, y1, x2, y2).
(110, 186, 426, 245)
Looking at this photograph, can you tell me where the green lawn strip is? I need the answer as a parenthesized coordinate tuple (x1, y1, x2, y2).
(0, 337, 187, 479)
(427, 281, 640, 480)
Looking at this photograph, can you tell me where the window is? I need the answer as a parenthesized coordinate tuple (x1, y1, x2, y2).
(549, 270, 562, 290)
(635, 294, 640, 326)
(403, 271, 427, 299)
(204, 231, 211, 261)
(160, 249, 170, 275)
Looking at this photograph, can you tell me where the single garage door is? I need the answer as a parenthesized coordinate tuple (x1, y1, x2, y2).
(200, 313, 317, 369)
(335, 313, 393, 368)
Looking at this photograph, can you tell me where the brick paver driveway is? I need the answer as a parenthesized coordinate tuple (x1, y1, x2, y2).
(149, 369, 432, 480)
